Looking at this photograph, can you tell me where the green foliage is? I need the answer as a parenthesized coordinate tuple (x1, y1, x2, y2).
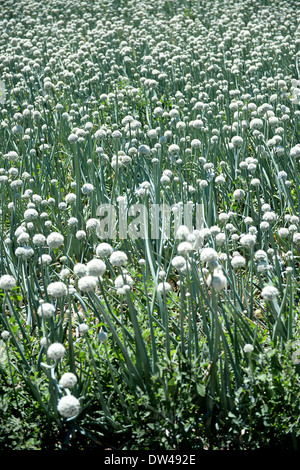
(212, 341, 300, 450)
(0, 369, 60, 450)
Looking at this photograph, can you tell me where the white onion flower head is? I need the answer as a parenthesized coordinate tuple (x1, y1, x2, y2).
(250, 118, 263, 130)
(114, 273, 133, 289)
(86, 218, 99, 231)
(191, 139, 201, 149)
(98, 330, 108, 343)
(254, 250, 268, 262)
(261, 285, 279, 301)
(57, 395, 80, 418)
(116, 287, 126, 296)
(207, 269, 226, 291)
(231, 135, 243, 147)
(81, 183, 94, 195)
(37, 302, 55, 319)
(68, 217, 78, 227)
(40, 337, 47, 347)
(200, 247, 218, 264)
(211, 226, 222, 237)
(59, 372, 77, 389)
(33, 234, 46, 246)
(47, 232, 64, 249)
(24, 208, 39, 221)
(240, 234, 256, 248)
(157, 282, 172, 294)
(96, 242, 113, 258)
(233, 189, 245, 200)
(231, 255, 246, 269)
(1, 330, 10, 341)
(60, 268, 70, 280)
(215, 233, 226, 246)
(177, 241, 193, 255)
(78, 323, 89, 335)
(259, 220, 270, 232)
(262, 211, 277, 224)
(47, 342, 65, 360)
(293, 233, 300, 245)
(176, 225, 190, 240)
(47, 281, 68, 298)
(172, 255, 187, 271)
(0, 274, 17, 290)
(74, 263, 87, 277)
(65, 193, 76, 204)
(68, 133, 79, 144)
(15, 246, 34, 260)
(76, 230, 86, 240)
(39, 254, 52, 266)
(244, 344, 254, 353)
(87, 259, 106, 277)
(5, 151, 19, 161)
(78, 275, 98, 292)
(109, 251, 128, 267)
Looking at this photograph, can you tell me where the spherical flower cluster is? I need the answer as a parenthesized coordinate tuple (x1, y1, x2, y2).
(114, 273, 133, 289)
(1, 330, 10, 341)
(47, 232, 64, 249)
(39, 254, 52, 266)
(157, 281, 172, 294)
(81, 183, 94, 195)
(168, 144, 180, 154)
(254, 250, 268, 262)
(243, 344, 254, 353)
(78, 275, 98, 292)
(76, 230, 86, 240)
(5, 151, 19, 161)
(207, 269, 226, 292)
(250, 118, 263, 130)
(37, 302, 55, 319)
(177, 241, 193, 255)
(0, 274, 17, 290)
(33, 234, 46, 246)
(86, 218, 99, 231)
(98, 330, 108, 343)
(96, 242, 113, 258)
(109, 251, 128, 266)
(57, 395, 80, 418)
(261, 285, 279, 301)
(59, 372, 78, 389)
(171, 255, 187, 271)
(231, 255, 246, 269)
(231, 135, 243, 147)
(15, 246, 34, 260)
(68, 133, 78, 144)
(233, 189, 245, 200)
(65, 193, 77, 204)
(74, 263, 87, 277)
(293, 233, 300, 245)
(78, 323, 89, 335)
(176, 225, 190, 240)
(24, 208, 39, 221)
(200, 247, 218, 264)
(47, 342, 65, 360)
(47, 281, 68, 298)
(86, 259, 106, 277)
(240, 234, 256, 248)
